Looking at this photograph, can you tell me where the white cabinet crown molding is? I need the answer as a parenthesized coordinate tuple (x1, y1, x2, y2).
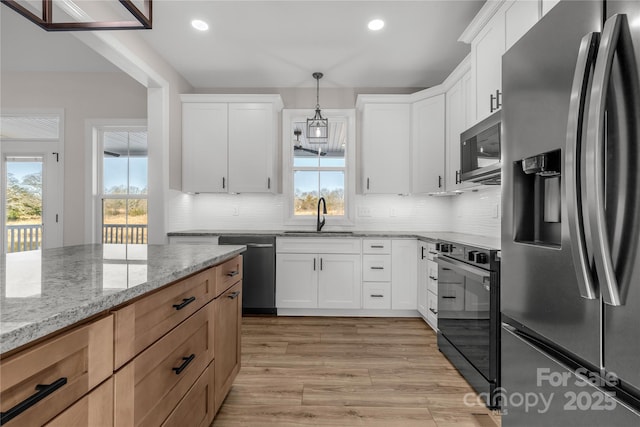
(180, 94, 283, 110)
(458, 0, 507, 44)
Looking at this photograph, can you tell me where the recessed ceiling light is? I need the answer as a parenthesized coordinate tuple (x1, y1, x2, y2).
(368, 19, 384, 31)
(191, 19, 209, 31)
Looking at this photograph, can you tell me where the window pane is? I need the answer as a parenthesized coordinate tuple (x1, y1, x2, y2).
(320, 171, 345, 216)
(103, 131, 148, 195)
(128, 132, 148, 194)
(127, 199, 148, 244)
(5, 158, 43, 252)
(294, 171, 319, 216)
(1, 115, 60, 139)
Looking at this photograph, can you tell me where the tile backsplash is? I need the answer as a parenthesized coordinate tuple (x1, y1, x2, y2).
(167, 185, 502, 238)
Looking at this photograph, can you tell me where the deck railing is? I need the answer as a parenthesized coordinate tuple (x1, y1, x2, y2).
(102, 224, 147, 244)
(6, 224, 43, 253)
(6, 223, 148, 253)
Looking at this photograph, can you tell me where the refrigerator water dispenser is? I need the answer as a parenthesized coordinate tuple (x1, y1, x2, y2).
(513, 150, 562, 247)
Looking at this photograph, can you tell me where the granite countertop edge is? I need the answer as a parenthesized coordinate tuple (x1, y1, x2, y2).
(168, 230, 500, 251)
(0, 246, 245, 355)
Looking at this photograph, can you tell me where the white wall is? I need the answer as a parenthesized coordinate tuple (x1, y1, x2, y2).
(0, 71, 148, 245)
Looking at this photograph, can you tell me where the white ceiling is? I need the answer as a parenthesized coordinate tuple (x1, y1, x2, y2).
(1, 0, 485, 89)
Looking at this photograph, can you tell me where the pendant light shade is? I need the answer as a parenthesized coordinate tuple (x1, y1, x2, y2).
(307, 72, 328, 144)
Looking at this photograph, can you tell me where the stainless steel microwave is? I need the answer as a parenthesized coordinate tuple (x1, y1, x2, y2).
(460, 110, 501, 184)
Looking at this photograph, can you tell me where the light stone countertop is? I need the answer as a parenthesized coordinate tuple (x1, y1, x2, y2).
(168, 230, 501, 251)
(0, 243, 245, 354)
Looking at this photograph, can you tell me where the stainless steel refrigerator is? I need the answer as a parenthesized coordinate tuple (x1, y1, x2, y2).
(501, 0, 640, 424)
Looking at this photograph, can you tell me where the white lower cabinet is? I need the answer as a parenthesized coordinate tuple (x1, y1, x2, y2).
(276, 238, 361, 310)
(391, 239, 418, 310)
(276, 253, 318, 308)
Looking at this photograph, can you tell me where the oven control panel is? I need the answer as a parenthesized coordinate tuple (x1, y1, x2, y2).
(436, 241, 497, 271)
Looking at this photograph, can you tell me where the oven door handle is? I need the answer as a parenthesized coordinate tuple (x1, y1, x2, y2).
(435, 256, 490, 284)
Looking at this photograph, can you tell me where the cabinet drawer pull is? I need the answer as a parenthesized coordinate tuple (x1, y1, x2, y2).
(429, 308, 438, 315)
(442, 296, 457, 299)
(429, 276, 437, 280)
(172, 354, 195, 375)
(428, 251, 438, 255)
(370, 294, 384, 298)
(228, 291, 241, 300)
(370, 266, 384, 270)
(172, 296, 196, 310)
(226, 270, 239, 277)
(370, 245, 384, 249)
(0, 377, 67, 425)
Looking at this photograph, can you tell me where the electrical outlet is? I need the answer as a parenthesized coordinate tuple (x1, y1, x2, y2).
(233, 206, 240, 216)
(358, 207, 371, 217)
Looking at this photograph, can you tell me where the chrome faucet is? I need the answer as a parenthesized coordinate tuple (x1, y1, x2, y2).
(317, 197, 327, 232)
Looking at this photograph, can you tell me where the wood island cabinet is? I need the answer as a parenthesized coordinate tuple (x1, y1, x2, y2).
(0, 255, 243, 427)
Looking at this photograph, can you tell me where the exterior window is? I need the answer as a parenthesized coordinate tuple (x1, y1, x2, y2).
(99, 129, 148, 244)
(292, 119, 346, 217)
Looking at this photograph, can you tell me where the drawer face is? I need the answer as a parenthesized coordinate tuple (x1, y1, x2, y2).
(362, 283, 391, 309)
(428, 276, 438, 295)
(426, 243, 438, 261)
(215, 255, 243, 297)
(0, 315, 113, 427)
(427, 260, 438, 280)
(426, 291, 438, 330)
(162, 362, 215, 427)
(276, 238, 361, 254)
(362, 239, 391, 254)
(114, 267, 216, 368)
(362, 255, 391, 282)
(45, 378, 113, 427)
(114, 302, 215, 427)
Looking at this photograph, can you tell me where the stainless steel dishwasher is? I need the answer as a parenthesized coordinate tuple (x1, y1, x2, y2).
(218, 235, 276, 315)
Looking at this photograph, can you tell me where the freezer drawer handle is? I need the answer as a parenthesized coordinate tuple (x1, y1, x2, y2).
(172, 296, 196, 310)
(226, 270, 240, 277)
(0, 377, 67, 425)
(228, 291, 241, 300)
(172, 354, 195, 375)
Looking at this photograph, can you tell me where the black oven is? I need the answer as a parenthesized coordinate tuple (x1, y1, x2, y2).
(460, 110, 501, 184)
(435, 241, 500, 408)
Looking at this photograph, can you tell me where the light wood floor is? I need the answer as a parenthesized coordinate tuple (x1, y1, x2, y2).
(213, 316, 501, 427)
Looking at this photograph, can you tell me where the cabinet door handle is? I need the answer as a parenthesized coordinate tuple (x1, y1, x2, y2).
(172, 354, 195, 375)
(370, 294, 384, 298)
(421, 246, 426, 259)
(496, 89, 502, 109)
(226, 270, 239, 277)
(367, 177, 370, 190)
(222, 177, 226, 189)
(320, 258, 323, 271)
(370, 266, 384, 270)
(456, 170, 461, 184)
(429, 308, 438, 315)
(0, 377, 67, 425)
(228, 291, 241, 300)
(313, 258, 316, 271)
(490, 93, 496, 113)
(267, 177, 271, 189)
(438, 175, 442, 188)
(172, 296, 196, 310)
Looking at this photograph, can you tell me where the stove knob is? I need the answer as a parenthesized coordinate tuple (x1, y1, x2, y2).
(476, 253, 488, 264)
(468, 251, 478, 262)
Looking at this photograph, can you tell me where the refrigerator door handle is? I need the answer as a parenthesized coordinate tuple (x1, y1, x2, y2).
(585, 14, 631, 306)
(566, 31, 600, 300)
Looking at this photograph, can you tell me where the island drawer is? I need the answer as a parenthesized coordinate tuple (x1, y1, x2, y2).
(215, 255, 243, 297)
(162, 362, 215, 427)
(0, 315, 113, 427)
(113, 266, 216, 368)
(114, 301, 215, 427)
(45, 378, 113, 427)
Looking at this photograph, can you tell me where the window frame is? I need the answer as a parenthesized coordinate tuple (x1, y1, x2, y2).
(282, 109, 356, 227)
(86, 120, 147, 244)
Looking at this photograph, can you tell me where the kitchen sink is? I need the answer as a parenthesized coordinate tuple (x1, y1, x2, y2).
(283, 231, 354, 235)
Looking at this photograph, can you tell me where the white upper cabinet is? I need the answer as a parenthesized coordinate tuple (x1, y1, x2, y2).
(462, 0, 541, 125)
(358, 99, 412, 194)
(412, 94, 445, 194)
(182, 103, 228, 193)
(228, 103, 276, 193)
(472, 8, 506, 123)
(181, 94, 283, 194)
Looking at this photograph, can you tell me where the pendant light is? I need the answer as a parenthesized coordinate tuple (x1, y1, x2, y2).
(307, 72, 328, 144)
